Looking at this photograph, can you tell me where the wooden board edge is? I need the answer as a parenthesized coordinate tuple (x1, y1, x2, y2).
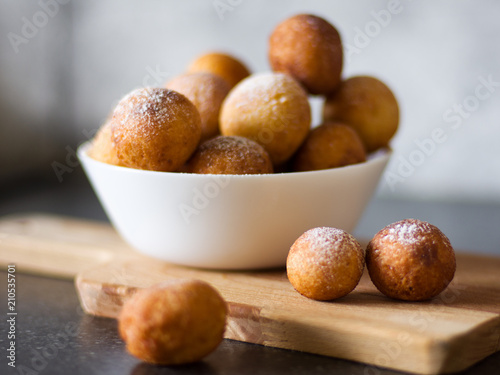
(75, 274, 269, 345)
(77, 275, 495, 375)
(437, 315, 500, 374)
(75, 273, 135, 318)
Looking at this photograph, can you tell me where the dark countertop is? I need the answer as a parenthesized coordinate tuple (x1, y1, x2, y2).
(1, 171, 500, 375)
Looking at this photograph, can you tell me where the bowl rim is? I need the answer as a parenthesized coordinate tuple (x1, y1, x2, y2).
(77, 141, 392, 180)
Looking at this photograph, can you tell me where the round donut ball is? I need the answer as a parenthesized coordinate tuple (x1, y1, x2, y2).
(166, 73, 231, 142)
(187, 52, 250, 89)
(287, 227, 365, 301)
(88, 121, 122, 166)
(110, 87, 201, 171)
(187, 136, 273, 175)
(366, 219, 456, 301)
(269, 14, 343, 95)
(323, 76, 399, 153)
(292, 122, 366, 172)
(220, 72, 311, 166)
(118, 279, 227, 365)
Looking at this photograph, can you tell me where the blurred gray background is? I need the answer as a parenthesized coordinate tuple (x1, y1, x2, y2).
(1, 0, 499, 202)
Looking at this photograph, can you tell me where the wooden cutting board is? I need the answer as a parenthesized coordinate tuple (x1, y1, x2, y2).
(1, 213, 499, 374)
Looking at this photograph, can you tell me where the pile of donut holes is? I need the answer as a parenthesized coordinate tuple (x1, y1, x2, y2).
(90, 14, 400, 175)
(92, 13, 407, 367)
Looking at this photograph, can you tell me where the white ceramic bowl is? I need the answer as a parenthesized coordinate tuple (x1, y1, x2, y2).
(78, 142, 391, 270)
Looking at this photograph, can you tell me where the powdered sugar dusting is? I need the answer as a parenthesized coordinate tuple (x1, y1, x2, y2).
(190, 135, 272, 174)
(381, 219, 434, 246)
(111, 87, 196, 145)
(232, 72, 306, 111)
(202, 135, 267, 163)
(203, 135, 259, 152)
(299, 227, 364, 272)
(113, 87, 171, 129)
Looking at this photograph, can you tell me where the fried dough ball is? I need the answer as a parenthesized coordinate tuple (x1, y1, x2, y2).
(118, 279, 227, 365)
(287, 227, 365, 301)
(186, 136, 273, 175)
(292, 122, 366, 172)
(366, 219, 456, 301)
(187, 52, 250, 89)
(323, 76, 399, 153)
(110, 87, 201, 171)
(166, 73, 231, 142)
(220, 72, 311, 166)
(269, 14, 343, 95)
(88, 121, 122, 166)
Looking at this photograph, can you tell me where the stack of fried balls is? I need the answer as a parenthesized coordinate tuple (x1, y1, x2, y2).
(90, 14, 399, 176)
(91, 13, 410, 367)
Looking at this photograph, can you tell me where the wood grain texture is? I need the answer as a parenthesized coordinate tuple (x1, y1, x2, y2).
(1, 214, 499, 374)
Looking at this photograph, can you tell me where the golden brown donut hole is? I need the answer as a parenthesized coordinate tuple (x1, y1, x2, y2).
(323, 75, 399, 153)
(220, 72, 311, 166)
(186, 135, 273, 175)
(269, 14, 343, 95)
(287, 227, 365, 301)
(187, 52, 250, 89)
(110, 87, 201, 172)
(366, 219, 456, 301)
(118, 279, 227, 365)
(292, 122, 366, 172)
